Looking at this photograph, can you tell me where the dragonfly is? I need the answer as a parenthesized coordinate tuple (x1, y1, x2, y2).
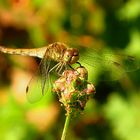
(0, 42, 80, 102)
(0, 42, 139, 102)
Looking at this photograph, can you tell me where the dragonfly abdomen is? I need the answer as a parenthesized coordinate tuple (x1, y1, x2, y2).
(0, 46, 47, 58)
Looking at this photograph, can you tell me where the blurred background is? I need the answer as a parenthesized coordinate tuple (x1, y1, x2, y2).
(0, 0, 140, 140)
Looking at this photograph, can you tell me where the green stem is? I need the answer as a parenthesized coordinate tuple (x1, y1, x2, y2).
(61, 112, 72, 140)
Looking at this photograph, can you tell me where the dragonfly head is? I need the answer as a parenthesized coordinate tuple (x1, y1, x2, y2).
(63, 48, 79, 64)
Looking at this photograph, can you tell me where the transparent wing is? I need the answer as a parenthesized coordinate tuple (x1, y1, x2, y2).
(26, 56, 52, 103)
(78, 47, 139, 81)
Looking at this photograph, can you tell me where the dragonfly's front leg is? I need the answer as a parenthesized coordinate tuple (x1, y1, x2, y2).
(68, 61, 82, 70)
(76, 62, 82, 67)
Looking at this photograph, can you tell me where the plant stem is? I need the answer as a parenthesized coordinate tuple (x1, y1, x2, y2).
(61, 112, 72, 140)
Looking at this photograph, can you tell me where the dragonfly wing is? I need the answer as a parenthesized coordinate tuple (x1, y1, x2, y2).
(26, 75, 45, 103)
(79, 47, 139, 81)
(26, 56, 52, 103)
(40, 56, 50, 95)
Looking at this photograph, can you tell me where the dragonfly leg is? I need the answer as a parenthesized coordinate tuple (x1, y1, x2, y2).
(57, 63, 64, 75)
(76, 62, 82, 67)
(48, 62, 61, 73)
(48, 62, 65, 76)
(55, 62, 63, 72)
(68, 62, 82, 70)
(68, 64, 74, 70)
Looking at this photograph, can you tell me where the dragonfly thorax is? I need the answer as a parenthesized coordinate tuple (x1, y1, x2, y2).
(63, 48, 79, 64)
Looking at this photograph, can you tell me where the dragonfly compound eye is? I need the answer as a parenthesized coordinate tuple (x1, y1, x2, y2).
(64, 48, 79, 64)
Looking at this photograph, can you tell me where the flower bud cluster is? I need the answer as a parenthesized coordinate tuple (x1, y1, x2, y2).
(53, 66, 95, 114)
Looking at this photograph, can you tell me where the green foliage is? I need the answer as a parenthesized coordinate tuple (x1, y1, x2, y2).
(0, 0, 140, 139)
